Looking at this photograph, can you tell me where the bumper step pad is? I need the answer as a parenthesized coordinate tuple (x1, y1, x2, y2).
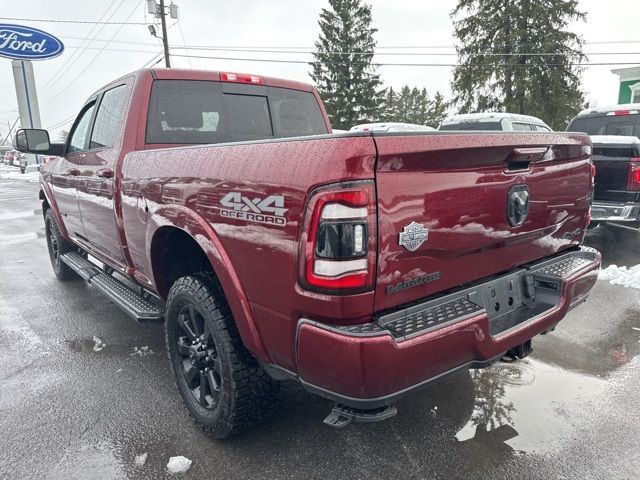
(60, 252, 164, 322)
(337, 247, 598, 342)
(379, 298, 483, 340)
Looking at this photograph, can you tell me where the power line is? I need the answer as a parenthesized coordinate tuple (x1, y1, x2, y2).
(40, 0, 124, 93)
(63, 44, 160, 54)
(168, 45, 640, 57)
(42, 0, 144, 106)
(0, 16, 146, 25)
(169, 53, 640, 67)
(176, 19, 192, 68)
(46, 115, 76, 131)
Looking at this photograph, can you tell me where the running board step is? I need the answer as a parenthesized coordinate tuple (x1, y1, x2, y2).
(60, 252, 164, 322)
(59, 251, 101, 281)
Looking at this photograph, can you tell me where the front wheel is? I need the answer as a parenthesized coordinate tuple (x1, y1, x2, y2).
(165, 273, 279, 438)
(44, 209, 76, 281)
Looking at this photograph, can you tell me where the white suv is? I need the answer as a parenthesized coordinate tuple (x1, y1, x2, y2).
(439, 113, 552, 132)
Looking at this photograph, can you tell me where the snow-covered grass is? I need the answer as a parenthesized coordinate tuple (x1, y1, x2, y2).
(0, 164, 40, 183)
(599, 264, 640, 290)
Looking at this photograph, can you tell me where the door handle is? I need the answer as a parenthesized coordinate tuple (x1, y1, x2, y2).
(96, 168, 113, 179)
(66, 168, 80, 176)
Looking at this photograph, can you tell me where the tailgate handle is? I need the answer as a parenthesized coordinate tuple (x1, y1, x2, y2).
(504, 147, 548, 171)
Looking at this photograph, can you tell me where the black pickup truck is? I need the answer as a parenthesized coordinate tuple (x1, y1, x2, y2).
(567, 105, 640, 234)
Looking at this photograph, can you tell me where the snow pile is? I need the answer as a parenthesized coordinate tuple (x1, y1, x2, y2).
(92, 336, 106, 352)
(598, 264, 640, 290)
(167, 456, 192, 474)
(130, 346, 154, 356)
(134, 453, 148, 466)
(0, 168, 40, 183)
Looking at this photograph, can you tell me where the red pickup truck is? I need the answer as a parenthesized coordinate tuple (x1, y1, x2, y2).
(16, 68, 600, 437)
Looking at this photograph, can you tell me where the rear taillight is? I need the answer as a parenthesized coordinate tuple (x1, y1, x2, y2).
(299, 181, 376, 293)
(627, 158, 640, 191)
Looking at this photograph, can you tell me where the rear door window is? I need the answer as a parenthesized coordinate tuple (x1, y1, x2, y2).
(90, 84, 127, 149)
(146, 79, 328, 144)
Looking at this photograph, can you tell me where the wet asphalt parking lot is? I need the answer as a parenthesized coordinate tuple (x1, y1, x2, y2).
(0, 165, 639, 480)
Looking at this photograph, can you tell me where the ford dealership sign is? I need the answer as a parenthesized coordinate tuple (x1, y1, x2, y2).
(0, 24, 64, 60)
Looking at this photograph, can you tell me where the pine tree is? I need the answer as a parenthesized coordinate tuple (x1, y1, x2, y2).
(380, 87, 397, 122)
(310, 0, 383, 130)
(395, 86, 413, 123)
(426, 91, 448, 127)
(451, 0, 586, 130)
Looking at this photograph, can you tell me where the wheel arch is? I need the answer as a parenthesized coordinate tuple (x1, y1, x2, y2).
(147, 208, 270, 362)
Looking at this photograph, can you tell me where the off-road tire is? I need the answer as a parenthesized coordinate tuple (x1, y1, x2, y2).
(165, 273, 279, 438)
(44, 209, 76, 281)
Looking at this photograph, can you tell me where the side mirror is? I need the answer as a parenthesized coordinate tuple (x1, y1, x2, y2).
(15, 129, 65, 156)
(16, 129, 51, 153)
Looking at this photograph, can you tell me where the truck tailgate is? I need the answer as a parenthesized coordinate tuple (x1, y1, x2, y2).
(373, 132, 592, 312)
(590, 136, 640, 203)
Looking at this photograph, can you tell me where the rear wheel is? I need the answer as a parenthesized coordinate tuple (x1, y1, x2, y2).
(165, 273, 279, 438)
(44, 209, 76, 281)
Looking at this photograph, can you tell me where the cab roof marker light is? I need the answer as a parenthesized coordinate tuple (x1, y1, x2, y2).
(607, 110, 639, 116)
(220, 72, 265, 84)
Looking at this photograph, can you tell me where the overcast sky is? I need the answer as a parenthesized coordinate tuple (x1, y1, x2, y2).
(0, 0, 639, 137)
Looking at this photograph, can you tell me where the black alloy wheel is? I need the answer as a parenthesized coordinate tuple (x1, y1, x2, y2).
(175, 303, 223, 410)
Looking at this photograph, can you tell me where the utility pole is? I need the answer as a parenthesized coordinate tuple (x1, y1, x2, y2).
(159, 0, 171, 68)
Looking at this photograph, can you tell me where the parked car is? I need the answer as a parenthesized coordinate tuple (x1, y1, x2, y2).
(4, 148, 17, 166)
(567, 104, 640, 235)
(350, 122, 436, 132)
(439, 113, 552, 132)
(0, 145, 12, 164)
(17, 68, 600, 438)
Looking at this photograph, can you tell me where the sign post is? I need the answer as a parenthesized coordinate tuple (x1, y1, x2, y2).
(11, 59, 42, 166)
(0, 24, 64, 167)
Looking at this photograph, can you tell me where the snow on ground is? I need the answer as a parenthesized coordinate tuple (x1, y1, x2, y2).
(130, 346, 154, 356)
(92, 336, 106, 352)
(599, 264, 640, 290)
(134, 453, 148, 467)
(0, 164, 40, 183)
(167, 456, 192, 474)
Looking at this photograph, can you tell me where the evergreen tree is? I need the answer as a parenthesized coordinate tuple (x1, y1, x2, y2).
(380, 87, 397, 122)
(310, 0, 383, 130)
(451, 0, 585, 129)
(426, 91, 448, 127)
(395, 86, 413, 123)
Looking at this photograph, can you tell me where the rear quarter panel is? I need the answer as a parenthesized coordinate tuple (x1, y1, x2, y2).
(120, 135, 377, 369)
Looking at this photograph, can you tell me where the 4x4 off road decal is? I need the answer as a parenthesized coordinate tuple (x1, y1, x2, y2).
(219, 192, 288, 226)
